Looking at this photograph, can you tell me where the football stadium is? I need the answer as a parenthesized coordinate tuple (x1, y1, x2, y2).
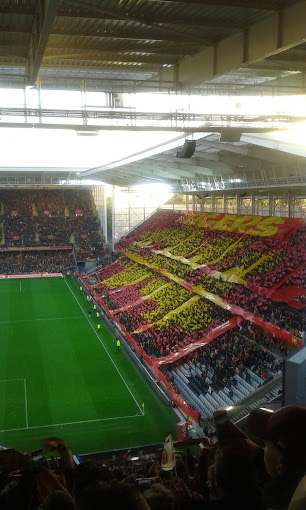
(0, 1, 305, 508)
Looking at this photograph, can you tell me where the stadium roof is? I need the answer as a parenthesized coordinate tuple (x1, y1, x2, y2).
(0, 0, 306, 193)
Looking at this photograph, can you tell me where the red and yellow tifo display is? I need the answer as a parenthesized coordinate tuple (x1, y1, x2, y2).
(81, 210, 305, 423)
(183, 212, 303, 238)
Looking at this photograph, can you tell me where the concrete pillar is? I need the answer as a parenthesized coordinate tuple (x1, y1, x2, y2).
(128, 188, 131, 231)
(200, 196, 204, 212)
(211, 195, 215, 213)
(111, 185, 115, 252)
(268, 193, 273, 216)
(224, 194, 228, 213)
(192, 195, 195, 211)
(236, 194, 241, 214)
(288, 192, 294, 218)
(186, 194, 189, 211)
(251, 193, 255, 215)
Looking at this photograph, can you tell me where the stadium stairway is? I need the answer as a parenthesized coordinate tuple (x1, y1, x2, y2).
(0, 222, 4, 245)
(32, 202, 38, 216)
(35, 221, 39, 242)
(171, 363, 280, 422)
(228, 375, 282, 424)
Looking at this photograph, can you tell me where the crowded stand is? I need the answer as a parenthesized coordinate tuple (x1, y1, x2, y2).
(133, 300, 232, 358)
(3, 216, 36, 246)
(103, 276, 167, 309)
(0, 189, 105, 272)
(111, 211, 305, 337)
(79, 209, 305, 432)
(37, 216, 70, 246)
(34, 190, 65, 216)
(183, 274, 305, 340)
(0, 250, 74, 274)
(1, 405, 306, 510)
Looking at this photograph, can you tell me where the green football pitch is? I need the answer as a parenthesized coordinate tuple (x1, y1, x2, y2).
(0, 277, 178, 454)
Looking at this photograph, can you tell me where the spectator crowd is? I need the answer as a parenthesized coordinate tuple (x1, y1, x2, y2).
(1, 404, 306, 510)
(0, 189, 106, 273)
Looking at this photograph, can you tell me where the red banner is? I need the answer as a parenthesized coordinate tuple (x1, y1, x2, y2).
(272, 262, 306, 291)
(112, 297, 146, 315)
(184, 212, 303, 239)
(153, 317, 243, 366)
(246, 282, 305, 310)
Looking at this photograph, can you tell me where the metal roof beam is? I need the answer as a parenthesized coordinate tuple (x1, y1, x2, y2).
(43, 50, 178, 65)
(132, 162, 195, 179)
(196, 138, 302, 164)
(51, 26, 214, 44)
(116, 165, 178, 182)
(241, 133, 306, 159)
(94, 168, 157, 186)
(139, 0, 280, 9)
(188, 150, 263, 170)
(26, 0, 61, 85)
(0, 5, 35, 15)
(158, 0, 306, 88)
(151, 155, 231, 173)
(58, 6, 243, 29)
(47, 40, 199, 54)
(156, 161, 216, 177)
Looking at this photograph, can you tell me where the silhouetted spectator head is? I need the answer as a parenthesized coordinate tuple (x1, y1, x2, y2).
(213, 445, 260, 500)
(71, 461, 114, 499)
(247, 406, 306, 476)
(75, 480, 150, 510)
(144, 483, 175, 510)
(38, 491, 76, 510)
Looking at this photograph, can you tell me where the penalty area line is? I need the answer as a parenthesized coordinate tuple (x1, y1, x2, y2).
(0, 413, 143, 434)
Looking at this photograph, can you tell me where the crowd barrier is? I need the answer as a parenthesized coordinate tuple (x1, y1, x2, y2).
(0, 246, 72, 251)
(0, 273, 62, 279)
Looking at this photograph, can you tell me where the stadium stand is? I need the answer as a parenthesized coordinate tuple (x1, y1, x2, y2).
(0, 189, 106, 271)
(80, 209, 305, 431)
(1, 0, 306, 506)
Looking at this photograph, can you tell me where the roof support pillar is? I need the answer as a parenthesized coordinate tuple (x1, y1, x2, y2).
(26, 0, 61, 85)
(251, 193, 256, 215)
(288, 191, 294, 218)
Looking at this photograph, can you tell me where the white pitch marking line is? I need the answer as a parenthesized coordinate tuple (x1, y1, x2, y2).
(0, 413, 143, 434)
(0, 378, 24, 383)
(0, 316, 85, 325)
(24, 379, 28, 429)
(64, 279, 144, 416)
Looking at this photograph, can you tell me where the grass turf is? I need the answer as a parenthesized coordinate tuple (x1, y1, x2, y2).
(0, 277, 178, 454)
